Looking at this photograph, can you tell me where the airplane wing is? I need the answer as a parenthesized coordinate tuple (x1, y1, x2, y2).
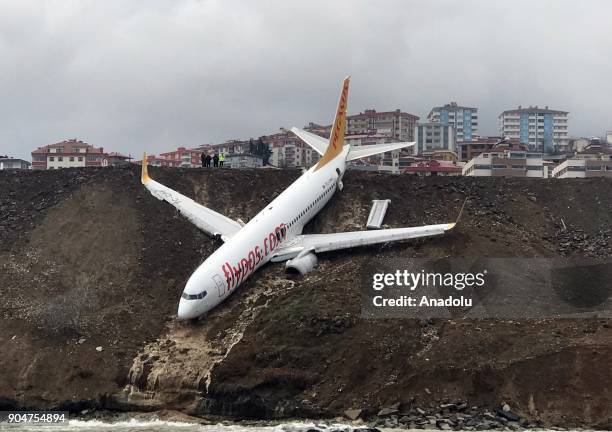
(290, 127, 328, 155)
(271, 223, 455, 262)
(347, 142, 415, 161)
(140, 154, 242, 241)
(271, 199, 467, 263)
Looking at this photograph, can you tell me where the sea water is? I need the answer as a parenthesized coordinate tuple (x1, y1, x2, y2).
(0, 419, 590, 432)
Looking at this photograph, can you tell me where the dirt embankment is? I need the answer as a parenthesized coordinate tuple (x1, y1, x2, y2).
(0, 166, 610, 429)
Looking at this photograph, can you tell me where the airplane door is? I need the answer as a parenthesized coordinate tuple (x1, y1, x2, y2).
(213, 274, 226, 297)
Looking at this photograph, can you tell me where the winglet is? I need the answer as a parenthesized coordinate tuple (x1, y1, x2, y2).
(446, 197, 468, 230)
(314, 76, 351, 171)
(141, 152, 151, 184)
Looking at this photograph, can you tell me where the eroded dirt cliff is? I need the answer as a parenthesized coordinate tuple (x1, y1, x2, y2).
(0, 166, 610, 429)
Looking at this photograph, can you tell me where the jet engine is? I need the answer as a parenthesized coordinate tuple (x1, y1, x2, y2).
(336, 168, 344, 191)
(285, 251, 318, 275)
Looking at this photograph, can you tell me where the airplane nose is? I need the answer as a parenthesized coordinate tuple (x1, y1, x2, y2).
(177, 298, 199, 320)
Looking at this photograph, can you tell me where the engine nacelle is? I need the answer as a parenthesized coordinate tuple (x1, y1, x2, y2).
(285, 252, 318, 276)
(336, 168, 344, 191)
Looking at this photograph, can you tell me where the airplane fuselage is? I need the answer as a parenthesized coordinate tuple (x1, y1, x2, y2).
(177, 147, 349, 319)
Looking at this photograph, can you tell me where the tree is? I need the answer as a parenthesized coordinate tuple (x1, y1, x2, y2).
(250, 137, 272, 165)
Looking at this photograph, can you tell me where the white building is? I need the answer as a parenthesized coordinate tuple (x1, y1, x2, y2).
(415, 123, 456, 154)
(427, 102, 478, 141)
(499, 106, 569, 153)
(552, 144, 612, 178)
(0, 158, 31, 170)
(31, 139, 107, 169)
(463, 150, 554, 178)
(225, 154, 263, 169)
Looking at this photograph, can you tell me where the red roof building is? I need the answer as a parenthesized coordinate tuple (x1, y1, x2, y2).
(159, 147, 203, 168)
(31, 139, 107, 170)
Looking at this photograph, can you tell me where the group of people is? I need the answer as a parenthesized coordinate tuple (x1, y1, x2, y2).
(201, 152, 225, 168)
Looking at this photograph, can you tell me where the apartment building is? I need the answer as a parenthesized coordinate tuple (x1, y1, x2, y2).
(552, 143, 612, 178)
(106, 152, 132, 166)
(463, 150, 555, 178)
(499, 106, 569, 153)
(159, 146, 203, 168)
(414, 123, 456, 154)
(303, 122, 332, 138)
(347, 109, 418, 142)
(427, 102, 478, 141)
(31, 139, 107, 169)
(266, 129, 319, 168)
(457, 137, 524, 162)
(225, 153, 263, 169)
(203, 140, 250, 156)
(0, 157, 31, 170)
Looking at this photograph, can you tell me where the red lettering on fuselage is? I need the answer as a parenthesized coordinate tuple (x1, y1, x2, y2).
(219, 223, 288, 292)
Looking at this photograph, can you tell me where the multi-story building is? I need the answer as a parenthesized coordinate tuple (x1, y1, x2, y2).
(106, 152, 132, 166)
(457, 137, 524, 162)
(427, 102, 478, 141)
(345, 132, 390, 148)
(347, 109, 418, 142)
(606, 131, 612, 147)
(0, 157, 31, 170)
(499, 106, 569, 153)
(266, 129, 319, 168)
(303, 122, 332, 138)
(414, 123, 456, 155)
(225, 154, 263, 169)
(31, 139, 107, 169)
(136, 154, 178, 167)
(552, 143, 612, 178)
(159, 146, 203, 168)
(204, 140, 250, 156)
(463, 150, 555, 178)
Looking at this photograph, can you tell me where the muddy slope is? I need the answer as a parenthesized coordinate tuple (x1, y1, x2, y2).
(0, 166, 610, 429)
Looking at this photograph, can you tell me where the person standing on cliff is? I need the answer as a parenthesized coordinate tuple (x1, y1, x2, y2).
(200, 152, 206, 168)
(219, 152, 225, 167)
(213, 153, 219, 168)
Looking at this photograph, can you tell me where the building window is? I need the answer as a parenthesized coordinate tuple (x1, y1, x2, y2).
(69, 157, 74, 162)
(78, 156, 83, 162)
(49, 156, 54, 161)
(58, 156, 63, 162)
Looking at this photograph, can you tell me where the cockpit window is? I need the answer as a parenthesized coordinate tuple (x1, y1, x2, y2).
(181, 291, 207, 300)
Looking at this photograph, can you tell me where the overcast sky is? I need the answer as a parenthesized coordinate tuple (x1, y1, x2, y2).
(1, 0, 611, 160)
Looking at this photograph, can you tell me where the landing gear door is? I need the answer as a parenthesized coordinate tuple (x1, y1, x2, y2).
(213, 274, 226, 298)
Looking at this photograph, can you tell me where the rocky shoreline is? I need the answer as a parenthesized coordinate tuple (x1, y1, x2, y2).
(68, 404, 549, 431)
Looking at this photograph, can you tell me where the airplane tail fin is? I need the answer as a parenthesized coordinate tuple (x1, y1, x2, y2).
(141, 152, 150, 184)
(314, 76, 350, 171)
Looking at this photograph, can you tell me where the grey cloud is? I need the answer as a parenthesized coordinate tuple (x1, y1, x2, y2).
(1, 0, 611, 160)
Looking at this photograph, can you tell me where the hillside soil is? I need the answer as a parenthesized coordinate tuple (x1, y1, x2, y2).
(0, 166, 610, 429)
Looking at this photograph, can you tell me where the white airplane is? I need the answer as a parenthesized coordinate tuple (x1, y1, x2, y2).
(141, 76, 461, 319)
